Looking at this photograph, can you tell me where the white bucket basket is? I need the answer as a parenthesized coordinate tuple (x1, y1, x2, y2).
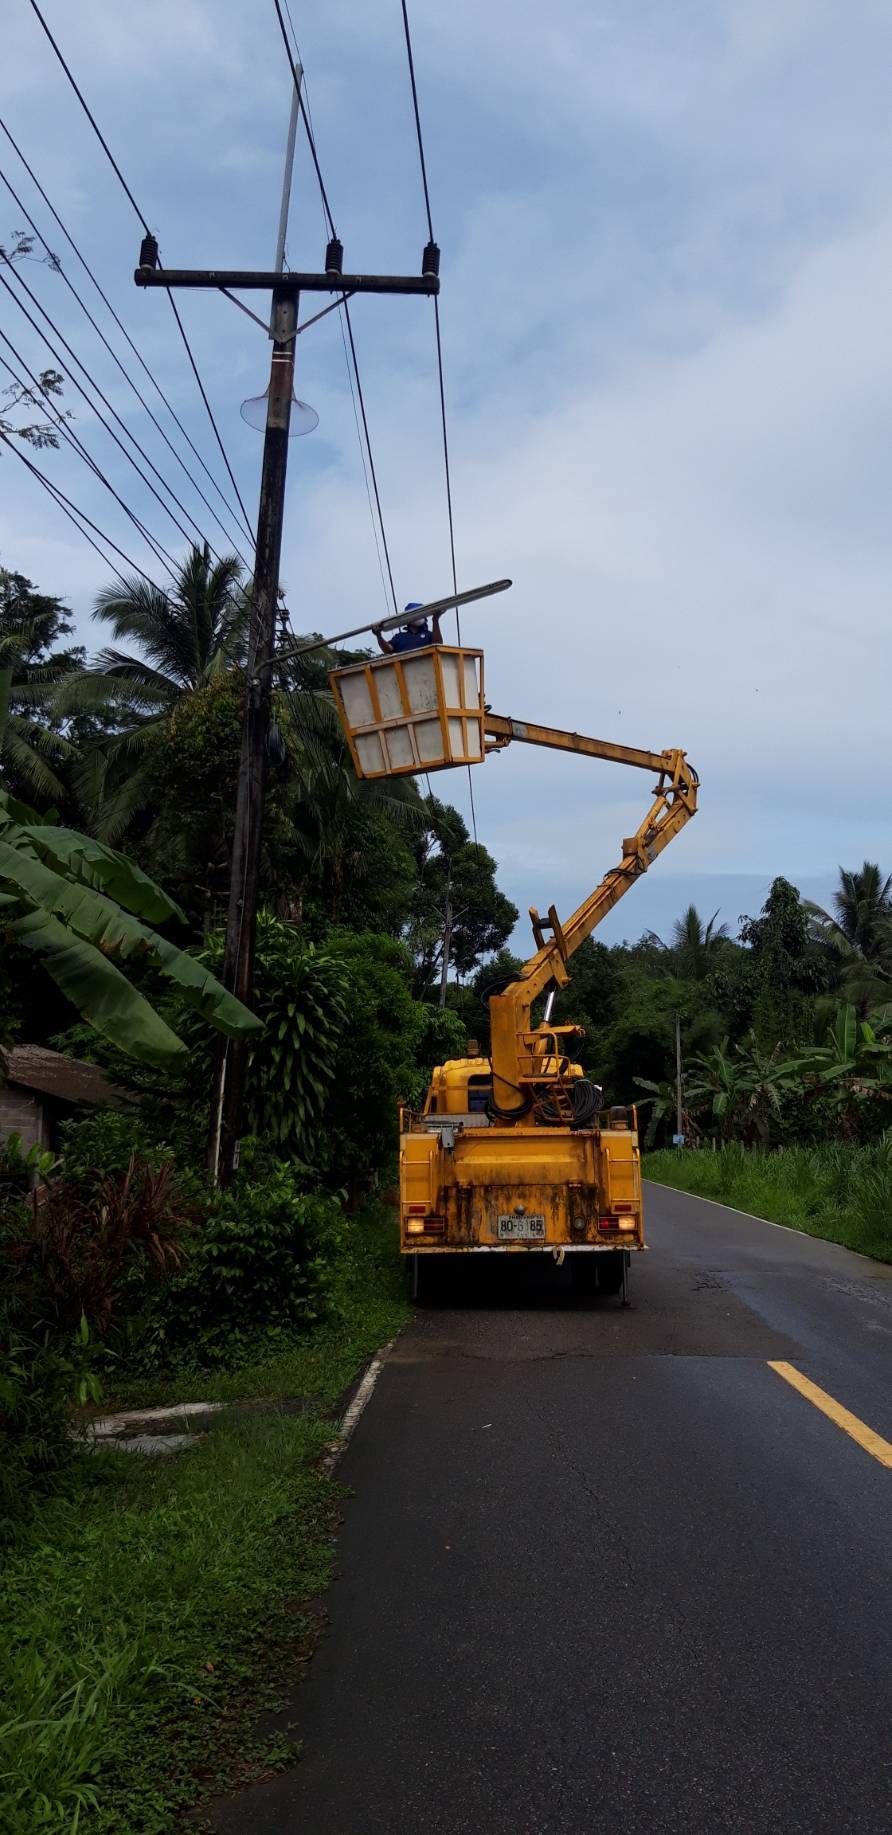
(330, 646, 485, 780)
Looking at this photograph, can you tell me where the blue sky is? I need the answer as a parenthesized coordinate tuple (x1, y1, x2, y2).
(2, 1, 890, 948)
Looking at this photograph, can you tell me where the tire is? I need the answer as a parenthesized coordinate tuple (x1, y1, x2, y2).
(410, 1254, 438, 1305)
(595, 1252, 625, 1297)
(570, 1254, 600, 1296)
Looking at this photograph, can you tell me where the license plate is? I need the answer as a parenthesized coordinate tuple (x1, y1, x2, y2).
(497, 1213, 546, 1241)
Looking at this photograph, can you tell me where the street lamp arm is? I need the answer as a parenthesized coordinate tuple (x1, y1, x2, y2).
(267, 578, 512, 671)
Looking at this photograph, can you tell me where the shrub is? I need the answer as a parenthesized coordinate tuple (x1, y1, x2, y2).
(12, 1160, 193, 1335)
(145, 1160, 349, 1366)
(0, 1327, 79, 1532)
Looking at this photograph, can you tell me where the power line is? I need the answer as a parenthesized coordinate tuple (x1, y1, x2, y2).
(25, 0, 255, 549)
(26, 0, 147, 233)
(1, 429, 163, 589)
(0, 328, 176, 573)
(0, 116, 255, 556)
(400, 0, 435, 243)
(272, 9, 399, 621)
(164, 289, 255, 548)
(0, 262, 206, 555)
(339, 303, 399, 614)
(282, 48, 392, 619)
(0, 131, 252, 568)
(399, 0, 479, 847)
(271, 0, 336, 238)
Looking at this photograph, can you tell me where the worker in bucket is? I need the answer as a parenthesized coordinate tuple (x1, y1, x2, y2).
(375, 601, 443, 654)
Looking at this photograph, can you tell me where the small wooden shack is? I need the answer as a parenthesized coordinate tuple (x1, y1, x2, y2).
(0, 1045, 128, 1151)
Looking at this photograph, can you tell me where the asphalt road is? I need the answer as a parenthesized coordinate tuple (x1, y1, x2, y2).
(215, 1185, 892, 1834)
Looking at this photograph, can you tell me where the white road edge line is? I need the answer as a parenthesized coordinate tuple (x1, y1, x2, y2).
(323, 1338, 397, 1472)
(643, 1180, 881, 1264)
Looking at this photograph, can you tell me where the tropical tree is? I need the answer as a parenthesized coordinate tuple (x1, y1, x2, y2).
(54, 543, 248, 839)
(805, 864, 892, 1016)
(669, 904, 730, 980)
(789, 1003, 892, 1126)
(740, 877, 827, 1050)
(0, 681, 259, 1064)
(0, 569, 83, 803)
(685, 1033, 797, 1144)
(408, 796, 518, 1004)
(634, 1076, 700, 1148)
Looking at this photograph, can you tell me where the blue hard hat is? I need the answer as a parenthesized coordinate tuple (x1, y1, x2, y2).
(404, 601, 424, 613)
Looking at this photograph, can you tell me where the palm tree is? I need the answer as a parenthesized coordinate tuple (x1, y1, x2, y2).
(670, 904, 730, 980)
(55, 544, 247, 839)
(805, 863, 892, 1016)
(0, 584, 76, 804)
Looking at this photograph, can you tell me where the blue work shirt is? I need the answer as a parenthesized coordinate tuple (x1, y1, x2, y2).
(390, 623, 433, 652)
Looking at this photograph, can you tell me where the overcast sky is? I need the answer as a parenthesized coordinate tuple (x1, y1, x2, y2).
(3, 0, 890, 947)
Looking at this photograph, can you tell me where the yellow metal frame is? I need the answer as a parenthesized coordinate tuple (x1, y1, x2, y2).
(329, 645, 485, 780)
(479, 720, 698, 1116)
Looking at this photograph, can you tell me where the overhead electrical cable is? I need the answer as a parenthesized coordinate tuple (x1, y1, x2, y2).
(0, 331, 177, 572)
(399, 0, 479, 845)
(0, 141, 252, 568)
(25, 0, 255, 549)
(0, 264, 209, 555)
(1, 429, 163, 589)
(271, 0, 336, 238)
(280, 39, 393, 619)
(272, 7, 400, 622)
(0, 116, 254, 555)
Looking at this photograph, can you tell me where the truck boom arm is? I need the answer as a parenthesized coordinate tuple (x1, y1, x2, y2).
(482, 714, 698, 1117)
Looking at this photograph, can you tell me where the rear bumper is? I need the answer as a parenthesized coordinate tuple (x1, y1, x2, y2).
(401, 1241, 646, 1256)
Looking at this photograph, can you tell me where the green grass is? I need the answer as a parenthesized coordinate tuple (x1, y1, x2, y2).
(0, 1206, 410, 1835)
(644, 1139, 892, 1263)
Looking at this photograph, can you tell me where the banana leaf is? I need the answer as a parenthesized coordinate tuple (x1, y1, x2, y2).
(11, 824, 186, 925)
(9, 906, 188, 1065)
(0, 839, 261, 1040)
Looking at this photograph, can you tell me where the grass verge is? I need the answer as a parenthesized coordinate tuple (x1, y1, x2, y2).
(0, 1205, 410, 1835)
(644, 1140, 892, 1263)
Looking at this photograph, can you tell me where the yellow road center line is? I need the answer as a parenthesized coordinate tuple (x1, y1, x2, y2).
(768, 1362, 892, 1470)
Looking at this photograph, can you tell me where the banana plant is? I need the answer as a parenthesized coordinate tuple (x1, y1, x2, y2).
(1, 667, 261, 1065)
(790, 1004, 892, 1108)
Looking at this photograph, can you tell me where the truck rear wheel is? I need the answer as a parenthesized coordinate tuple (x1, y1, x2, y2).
(409, 1254, 438, 1304)
(571, 1252, 625, 1299)
(594, 1252, 625, 1297)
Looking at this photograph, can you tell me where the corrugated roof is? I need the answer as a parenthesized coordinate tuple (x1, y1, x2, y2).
(1, 1045, 131, 1107)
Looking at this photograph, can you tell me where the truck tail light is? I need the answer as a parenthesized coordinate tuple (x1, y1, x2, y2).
(598, 1216, 617, 1232)
(406, 1214, 445, 1237)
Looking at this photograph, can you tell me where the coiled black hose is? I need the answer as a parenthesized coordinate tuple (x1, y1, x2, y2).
(569, 1079, 603, 1129)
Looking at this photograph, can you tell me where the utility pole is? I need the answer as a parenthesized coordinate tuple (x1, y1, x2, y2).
(216, 281, 297, 1175)
(135, 225, 438, 1189)
(136, 229, 440, 1184)
(675, 1010, 684, 1147)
